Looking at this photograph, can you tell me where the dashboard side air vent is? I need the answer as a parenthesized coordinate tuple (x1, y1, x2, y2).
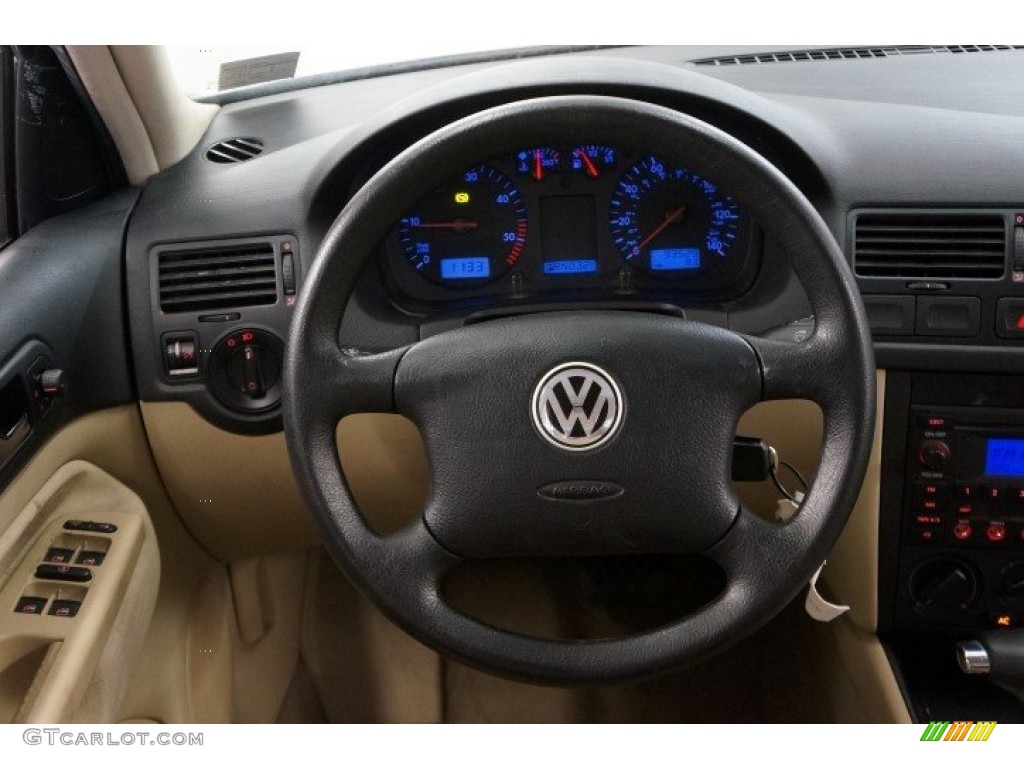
(693, 45, 1024, 66)
(853, 212, 1007, 279)
(158, 242, 277, 312)
(204, 137, 265, 164)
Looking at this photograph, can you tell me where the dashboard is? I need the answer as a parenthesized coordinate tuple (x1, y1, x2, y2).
(115, 44, 1024, 720)
(382, 145, 757, 311)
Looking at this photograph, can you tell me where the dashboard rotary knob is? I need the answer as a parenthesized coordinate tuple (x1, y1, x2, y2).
(918, 440, 951, 471)
(207, 328, 284, 413)
(910, 558, 979, 614)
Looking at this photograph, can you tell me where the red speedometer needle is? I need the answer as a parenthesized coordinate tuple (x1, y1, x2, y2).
(574, 148, 599, 178)
(412, 219, 478, 233)
(633, 206, 687, 254)
(533, 150, 544, 181)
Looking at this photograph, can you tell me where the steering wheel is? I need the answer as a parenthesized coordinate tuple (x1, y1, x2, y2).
(283, 95, 875, 684)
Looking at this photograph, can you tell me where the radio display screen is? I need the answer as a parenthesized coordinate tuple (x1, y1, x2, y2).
(984, 437, 1024, 477)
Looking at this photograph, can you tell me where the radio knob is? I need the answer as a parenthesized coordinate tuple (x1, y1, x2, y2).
(918, 440, 951, 470)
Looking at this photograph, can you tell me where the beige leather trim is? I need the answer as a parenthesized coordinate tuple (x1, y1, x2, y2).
(0, 406, 219, 723)
(830, 619, 911, 723)
(140, 401, 318, 560)
(0, 461, 157, 723)
(66, 46, 218, 184)
(824, 370, 886, 633)
(140, 403, 428, 559)
(65, 46, 159, 185)
(108, 46, 218, 170)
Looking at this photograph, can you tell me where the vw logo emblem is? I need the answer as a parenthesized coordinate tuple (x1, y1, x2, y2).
(531, 362, 623, 451)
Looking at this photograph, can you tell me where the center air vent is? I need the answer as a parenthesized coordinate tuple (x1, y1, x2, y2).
(205, 137, 265, 164)
(158, 242, 277, 313)
(853, 212, 1007, 279)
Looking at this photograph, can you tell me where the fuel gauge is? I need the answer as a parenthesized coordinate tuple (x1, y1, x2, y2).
(571, 145, 616, 178)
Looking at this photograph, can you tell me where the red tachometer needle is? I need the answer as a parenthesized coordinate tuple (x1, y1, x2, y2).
(533, 149, 544, 181)
(411, 219, 478, 233)
(574, 148, 599, 178)
(633, 206, 687, 254)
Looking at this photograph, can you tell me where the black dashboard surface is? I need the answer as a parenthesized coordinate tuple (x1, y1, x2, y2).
(124, 45, 1024, 432)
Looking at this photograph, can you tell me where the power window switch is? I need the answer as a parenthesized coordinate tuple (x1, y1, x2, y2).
(35, 564, 92, 582)
(63, 520, 117, 534)
(49, 600, 81, 618)
(44, 547, 75, 564)
(14, 597, 47, 615)
(77, 551, 105, 566)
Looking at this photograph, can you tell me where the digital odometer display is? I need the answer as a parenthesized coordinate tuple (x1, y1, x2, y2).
(440, 257, 491, 280)
(985, 438, 1024, 477)
(650, 248, 701, 271)
(543, 259, 598, 275)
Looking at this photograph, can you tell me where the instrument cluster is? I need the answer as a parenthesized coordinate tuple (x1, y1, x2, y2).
(382, 144, 759, 312)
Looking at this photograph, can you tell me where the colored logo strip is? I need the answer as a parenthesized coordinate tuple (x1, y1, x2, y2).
(920, 721, 996, 741)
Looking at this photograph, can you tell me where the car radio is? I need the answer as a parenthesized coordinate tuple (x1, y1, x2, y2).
(895, 405, 1024, 631)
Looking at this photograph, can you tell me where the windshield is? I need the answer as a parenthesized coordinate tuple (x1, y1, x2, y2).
(166, 44, 546, 97)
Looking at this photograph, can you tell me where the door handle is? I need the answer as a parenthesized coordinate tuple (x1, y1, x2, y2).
(0, 412, 29, 465)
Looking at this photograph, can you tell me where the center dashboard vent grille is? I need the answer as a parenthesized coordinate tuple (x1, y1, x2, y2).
(158, 242, 277, 312)
(204, 137, 265, 164)
(692, 45, 1024, 66)
(853, 212, 1007, 279)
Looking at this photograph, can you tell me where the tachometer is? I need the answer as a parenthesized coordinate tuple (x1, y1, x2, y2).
(398, 164, 527, 287)
(609, 155, 741, 275)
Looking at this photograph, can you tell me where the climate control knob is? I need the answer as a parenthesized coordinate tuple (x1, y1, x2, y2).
(918, 440, 951, 471)
(910, 558, 979, 615)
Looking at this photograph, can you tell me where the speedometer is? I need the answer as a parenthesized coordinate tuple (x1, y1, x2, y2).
(398, 164, 527, 287)
(609, 155, 742, 275)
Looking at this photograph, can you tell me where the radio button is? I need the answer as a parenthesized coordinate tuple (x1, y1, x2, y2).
(908, 526, 944, 544)
(919, 415, 950, 430)
(985, 486, 1006, 502)
(954, 521, 974, 541)
(957, 483, 980, 499)
(986, 522, 1008, 543)
(916, 481, 946, 497)
(917, 498, 941, 513)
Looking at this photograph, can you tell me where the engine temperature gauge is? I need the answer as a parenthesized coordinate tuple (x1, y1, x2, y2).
(515, 148, 561, 181)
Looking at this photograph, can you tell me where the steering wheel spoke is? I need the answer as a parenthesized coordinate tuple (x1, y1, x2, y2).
(311, 344, 407, 422)
(744, 333, 853, 407)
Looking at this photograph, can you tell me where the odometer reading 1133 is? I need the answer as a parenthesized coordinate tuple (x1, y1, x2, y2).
(398, 164, 527, 288)
(609, 155, 742, 277)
